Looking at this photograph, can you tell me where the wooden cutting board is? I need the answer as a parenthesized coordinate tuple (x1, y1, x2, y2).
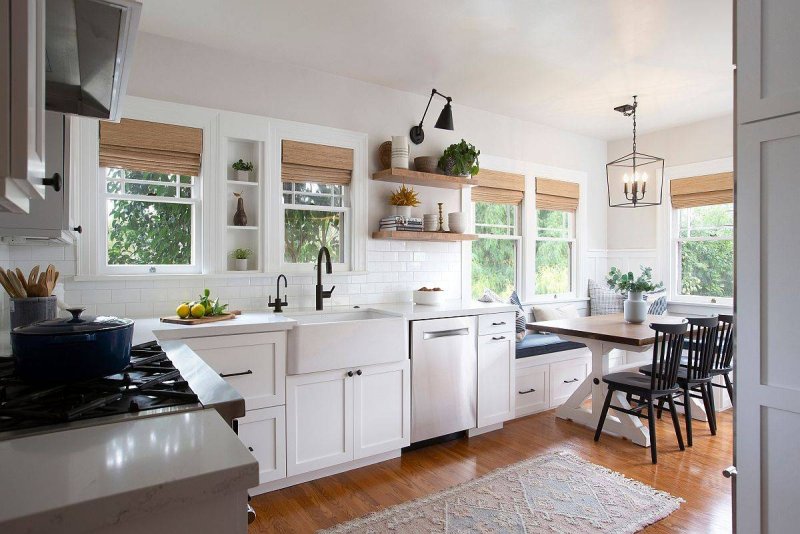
(160, 310, 242, 325)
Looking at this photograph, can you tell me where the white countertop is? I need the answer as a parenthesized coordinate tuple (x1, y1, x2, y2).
(132, 301, 517, 343)
(0, 409, 257, 533)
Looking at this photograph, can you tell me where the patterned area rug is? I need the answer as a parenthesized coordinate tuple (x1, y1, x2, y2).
(320, 451, 683, 533)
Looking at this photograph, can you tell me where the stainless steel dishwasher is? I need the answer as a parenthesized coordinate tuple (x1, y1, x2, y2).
(410, 316, 477, 443)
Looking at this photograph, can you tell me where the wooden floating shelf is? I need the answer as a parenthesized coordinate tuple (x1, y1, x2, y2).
(372, 230, 478, 242)
(372, 168, 475, 190)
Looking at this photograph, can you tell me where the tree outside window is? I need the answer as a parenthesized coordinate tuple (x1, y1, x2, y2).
(535, 209, 574, 295)
(676, 203, 733, 299)
(472, 202, 519, 299)
(283, 182, 347, 264)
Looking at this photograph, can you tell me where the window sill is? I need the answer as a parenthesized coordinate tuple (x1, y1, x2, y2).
(72, 270, 369, 282)
(524, 296, 589, 306)
(667, 300, 734, 310)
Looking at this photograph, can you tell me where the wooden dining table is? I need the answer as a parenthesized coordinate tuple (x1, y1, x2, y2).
(527, 313, 686, 447)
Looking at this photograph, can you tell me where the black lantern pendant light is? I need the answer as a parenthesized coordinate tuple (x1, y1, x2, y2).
(409, 88, 454, 145)
(606, 96, 665, 208)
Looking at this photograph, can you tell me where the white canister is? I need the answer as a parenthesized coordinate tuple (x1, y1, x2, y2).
(623, 291, 648, 323)
(394, 205, 412, 218)
(391, 136, 409, 169)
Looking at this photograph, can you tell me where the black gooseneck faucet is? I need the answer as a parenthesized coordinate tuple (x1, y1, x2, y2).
(268, 274, 288, 312)
(315, 246, 335, 311)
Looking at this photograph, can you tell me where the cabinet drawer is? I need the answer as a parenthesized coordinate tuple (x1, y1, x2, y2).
(237, 406, 286, 485)
(515, 364, 548, 416)
(183, 332, 286, 410)
(550, 357, 590, 407)
(478, 312, 516, 336)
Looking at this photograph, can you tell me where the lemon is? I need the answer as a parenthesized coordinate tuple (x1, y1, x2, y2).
(190, 303, 206, 319)
(176, 303, 191, 319)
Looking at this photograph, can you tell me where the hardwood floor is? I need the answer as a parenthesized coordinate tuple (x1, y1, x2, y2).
(250, 409, 733, 533)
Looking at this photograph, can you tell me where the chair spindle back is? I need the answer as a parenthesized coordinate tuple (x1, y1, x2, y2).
(649, 321, 689, 392)
(685, 316, 720, 381)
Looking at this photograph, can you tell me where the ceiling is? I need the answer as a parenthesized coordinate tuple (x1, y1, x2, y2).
(138, 0, 733, 140)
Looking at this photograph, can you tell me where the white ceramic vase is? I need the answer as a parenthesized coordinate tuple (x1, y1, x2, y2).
(394, 205, 412, 218)
(234, 258, 249, 271)
(623, 291, 647, 323)
(391, 136, 409, 169)
(236, 170, 250, 182)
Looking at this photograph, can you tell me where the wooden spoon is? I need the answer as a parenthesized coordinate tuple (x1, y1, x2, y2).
(45, 264, 56, 296)
(0, 268, 20, 298)
(5, 269, 27, 298)
(27, 265, 40, 294)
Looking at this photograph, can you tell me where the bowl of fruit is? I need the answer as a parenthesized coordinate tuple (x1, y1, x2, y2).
(413, 287, 445, 306)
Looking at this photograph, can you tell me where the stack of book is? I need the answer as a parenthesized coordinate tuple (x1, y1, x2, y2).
(379, 216, 423, 232)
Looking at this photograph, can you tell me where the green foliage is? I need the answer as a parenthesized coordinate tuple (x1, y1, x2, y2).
(678, 203, 733, 298)
(106, 168, 192, 265)
(536, 241, 570, 294)
(607, 266, 663, 293)
(471, 238, 516, 299)
(439, 139, 480, 176)
(230, 248, 253, 260)
(284, 209, 341, 263)
(232, 159, 254, 171)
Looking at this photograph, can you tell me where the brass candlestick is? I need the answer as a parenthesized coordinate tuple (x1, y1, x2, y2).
(437, 202, 444, 232)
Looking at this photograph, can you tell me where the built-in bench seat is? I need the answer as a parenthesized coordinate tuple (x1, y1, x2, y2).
(516, 333, 585, 359)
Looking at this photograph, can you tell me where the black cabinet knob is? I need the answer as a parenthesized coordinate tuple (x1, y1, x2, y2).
(356, 369, 362, 376)
(248, 446, 254, 452)
(42, 173, 62, 192)
(72, 225, 82, 234)
(347, 371, 354, 377)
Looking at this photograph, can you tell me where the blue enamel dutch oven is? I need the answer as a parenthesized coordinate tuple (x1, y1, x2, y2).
(11, 307, 134, 382)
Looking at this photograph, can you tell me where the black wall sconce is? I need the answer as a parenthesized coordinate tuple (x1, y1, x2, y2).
(409, 88, 454, 144)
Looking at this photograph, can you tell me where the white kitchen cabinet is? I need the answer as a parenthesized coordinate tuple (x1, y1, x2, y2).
(353, 360, 410, 459)
(236, 406, 286, 484)
(287, 360, 410, 477)
(1, 0, 47, 213)
(286, 368, 353, 477)
(477, 332, 515, 427)
(549, 356, 590, 407)
(515, 364, 549, 417)
(182, 332, 286, 411)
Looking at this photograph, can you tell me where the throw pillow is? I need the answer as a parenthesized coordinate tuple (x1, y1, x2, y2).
(588, 279, 624, 316)
(532, 304, 580, 322)
(509, 291, 527, 341)
(647, 295, 668, 315)
(478, 288, 504, 303)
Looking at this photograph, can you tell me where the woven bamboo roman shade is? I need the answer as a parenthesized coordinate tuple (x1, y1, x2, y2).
(99, 119, 203, 176)
(471, 169, 525, 204)
(535, 177, 579, 211)
(281, 140, 353, 185)
(670, 172, 733, 209)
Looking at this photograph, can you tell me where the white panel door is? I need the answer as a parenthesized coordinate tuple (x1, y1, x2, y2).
(353, 360, 410, 459)
(183, 332, 286, 410)
(737, 0, 800, 123)
(477, 334, 514, 427)
(736, 110, 800, 534)
(236, 406, 286, 485)
(286, 369, 353, 477)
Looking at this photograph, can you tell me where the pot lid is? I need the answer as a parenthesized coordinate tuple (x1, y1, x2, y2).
(12, 307, 133, 335)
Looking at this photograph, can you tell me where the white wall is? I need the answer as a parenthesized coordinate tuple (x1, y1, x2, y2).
(606, 114, 733, 250)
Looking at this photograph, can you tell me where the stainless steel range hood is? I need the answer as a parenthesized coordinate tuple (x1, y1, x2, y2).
(45, 0, 141, 121)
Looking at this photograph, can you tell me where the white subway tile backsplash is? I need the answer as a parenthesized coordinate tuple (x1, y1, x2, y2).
(111, 289, 141, 303)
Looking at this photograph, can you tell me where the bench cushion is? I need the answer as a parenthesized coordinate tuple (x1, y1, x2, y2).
(516, 333, 585, 359)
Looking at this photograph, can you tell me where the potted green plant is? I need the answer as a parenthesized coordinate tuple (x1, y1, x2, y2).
(230, 248, 254, 271)
(388, 184, 420, 218)
(606, 266, 663, 323)
(438, 139, 480, 177)
(232, 159, 254, 181)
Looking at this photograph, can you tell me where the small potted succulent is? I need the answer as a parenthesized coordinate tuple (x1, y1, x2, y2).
(231, 248, 254, 271)
(232, 159, 254, 181)
(389, 184, 420, 218)
(606, 266, 663, 323)
(438, 139, 480, 177)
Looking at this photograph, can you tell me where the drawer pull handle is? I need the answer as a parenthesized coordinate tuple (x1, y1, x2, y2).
(519, 388, 537, 394)
(248, 447, 254, 452)
(491, 336, 506, 341)
(423, 328, 470, 340)
(563, 378, 579, 384)
(491, 321, 506, 326)
(220, 369, 253, 378)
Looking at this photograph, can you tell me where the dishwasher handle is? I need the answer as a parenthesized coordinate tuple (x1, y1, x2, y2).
(422, 327, 471, 340)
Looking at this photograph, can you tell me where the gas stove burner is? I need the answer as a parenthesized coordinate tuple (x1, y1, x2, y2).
(0, 341, 200, 437)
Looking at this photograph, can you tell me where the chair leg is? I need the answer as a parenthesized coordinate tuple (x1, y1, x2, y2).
(667, 395, 685, 451)
(647, 397, 658, 464)
(656, 397, 665, 419)
(684, 388, 693, 447)
(699, 383, 716, 436)
(594, 389, 614, 442)
(706, 382, 718, 435)
(724, 373, 734, 406)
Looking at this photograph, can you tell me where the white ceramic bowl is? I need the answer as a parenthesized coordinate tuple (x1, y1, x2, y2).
(413, 289, 445, 305)
(448, 212, 467, 233)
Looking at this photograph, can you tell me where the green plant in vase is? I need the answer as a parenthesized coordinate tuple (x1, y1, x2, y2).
(606, 266, 663, 324)
(438, 139, 480, 177)
(232, 159, 254, 181)
(230, 248, 254, 271)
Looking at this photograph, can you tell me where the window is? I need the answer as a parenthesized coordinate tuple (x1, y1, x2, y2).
(472, 202, 520, 299)
(674, 203, 733, 301)
(101, 168, 200, 273)
(282, 181, 349, 265)
(535, 209, 575, 295)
